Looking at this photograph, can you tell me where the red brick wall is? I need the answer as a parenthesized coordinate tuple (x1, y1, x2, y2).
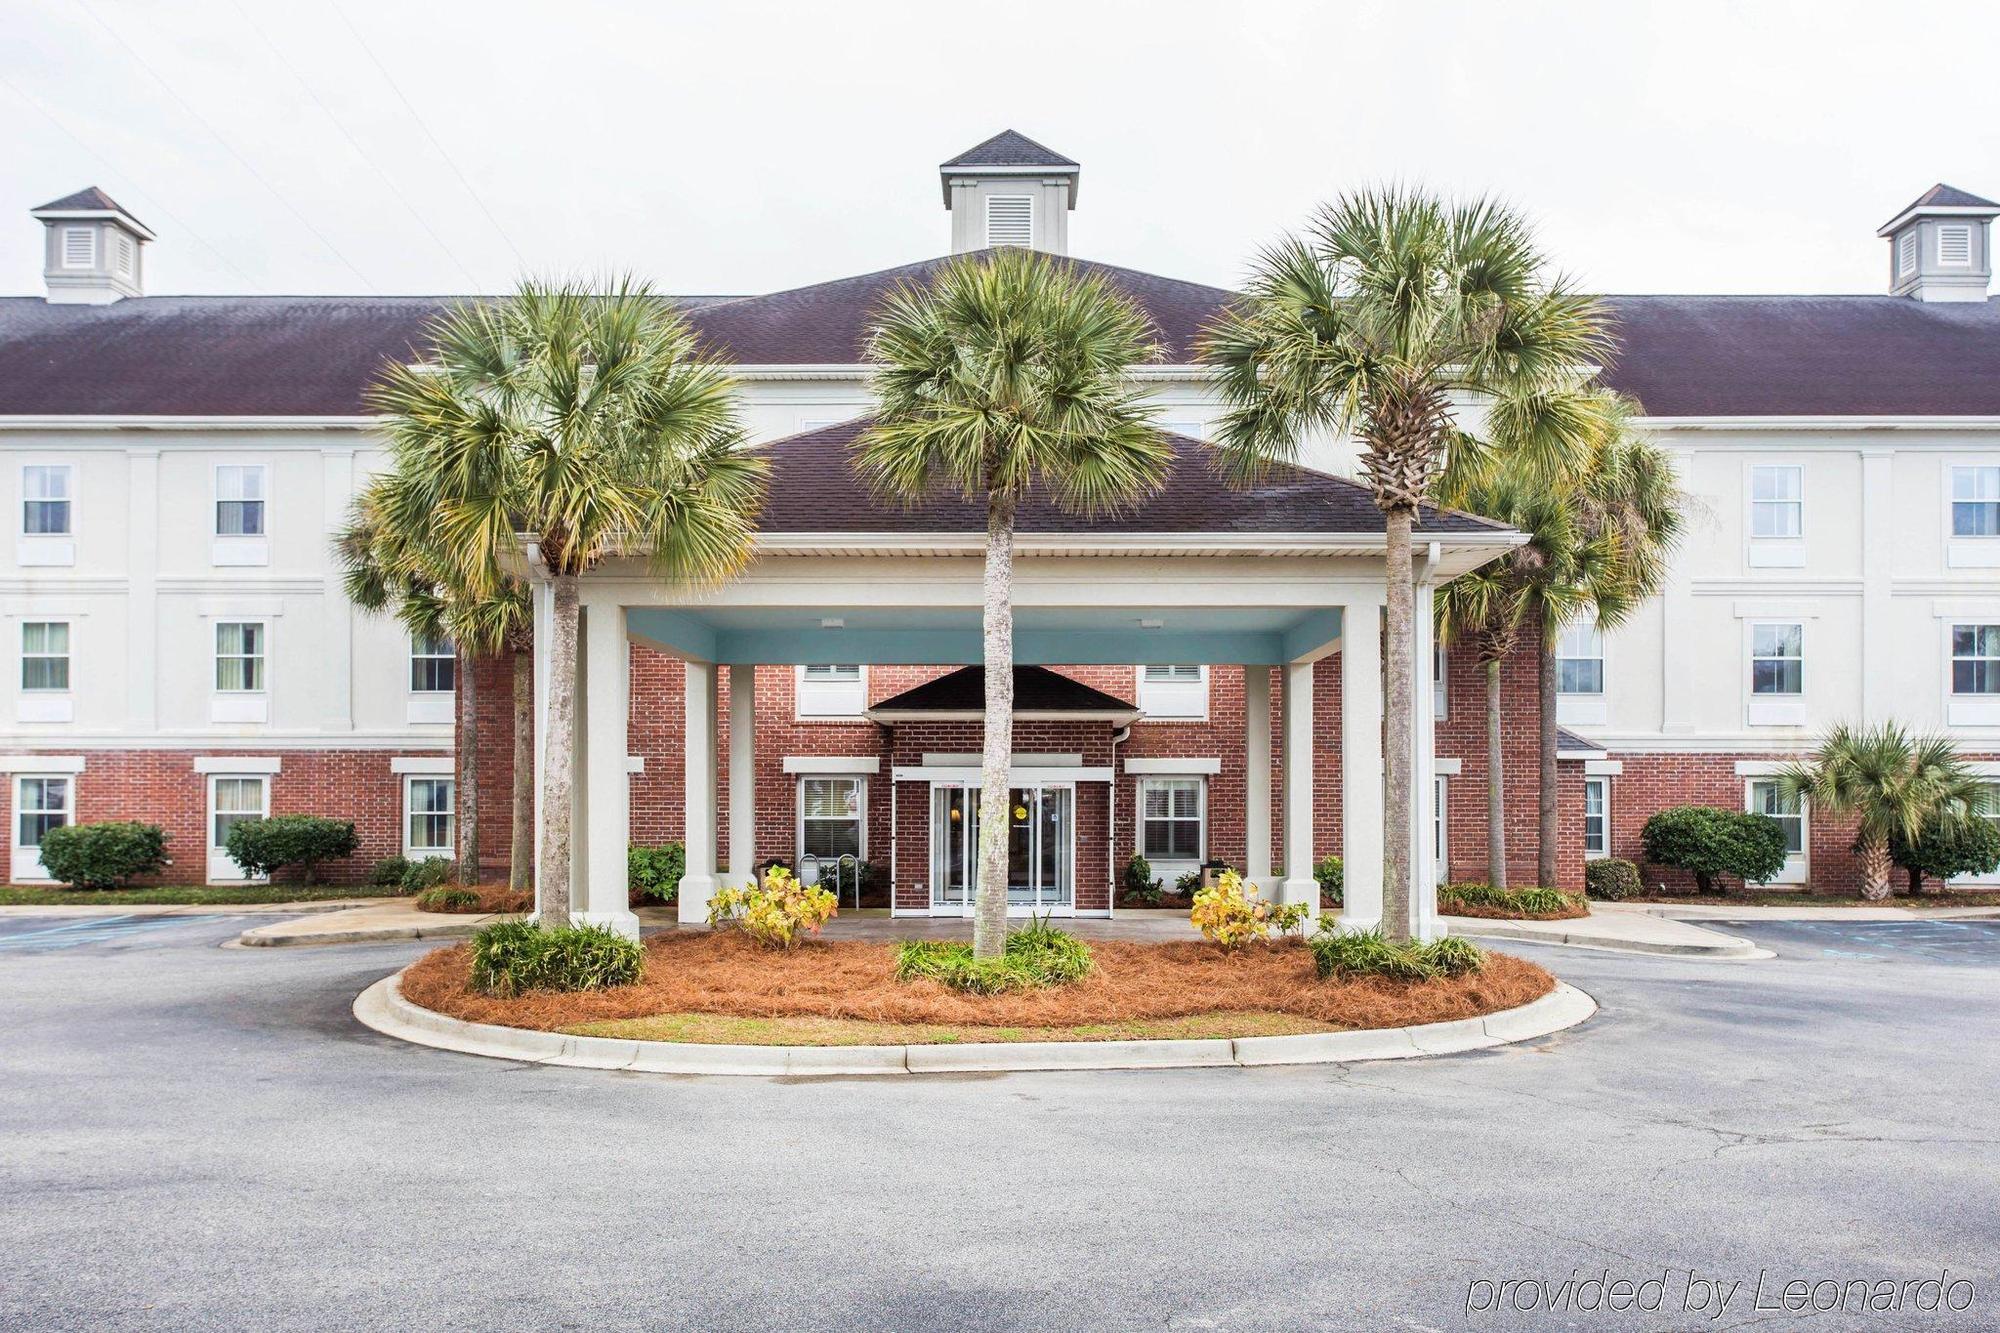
(2, 748, 442, 885)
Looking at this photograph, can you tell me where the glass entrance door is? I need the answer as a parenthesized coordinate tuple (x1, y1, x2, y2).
(930, 784, 1073, 913)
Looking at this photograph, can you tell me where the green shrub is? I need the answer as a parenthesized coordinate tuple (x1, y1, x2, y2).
(1309, 926, 1486, 981)
(1889, 812, 2000, 894)
(895, 919, 1094, 994)
(1314, 854, 1344, 908)
(370, 855, 412, 888)
(35, 821, 170, 889)
(415, 885, 480, 913)
(1437, 883, 1580, 916)
(1585, 857, 1641, 901)
(468, 920, 645, 997)
(223, 815, 360, 884)
(1121, 851, 1162, 904)
(400, 856, 457, 894)
(628, 842, 685, 904)
(1640, 805, 1788, 894)
(1173, 868, 1203, 897)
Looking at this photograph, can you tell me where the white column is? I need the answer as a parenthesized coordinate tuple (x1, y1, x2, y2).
(320, 448, 355, 732)
(1278, 660, 1318, 915)
(1243, 666, 1273, 895)
(678, 659, 720, 923)
(1409, 574, 1440, 941)
(1340, 603, 1385, 932)
(577, 602, 638, 938)
(125, 448, 159, 733)
(726, 662, 757, 890)
(529, 580, 553, 896)
(1660, 449, 1699, 734)
(1859, 446, 1894, 722)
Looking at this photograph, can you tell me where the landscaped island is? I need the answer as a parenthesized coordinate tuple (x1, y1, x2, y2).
(397, 931, 1555, 1047)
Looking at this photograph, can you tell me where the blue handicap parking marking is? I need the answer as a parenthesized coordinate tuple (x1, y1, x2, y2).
(1725, 917, 2000, 965)
(0, 914, 236, 953)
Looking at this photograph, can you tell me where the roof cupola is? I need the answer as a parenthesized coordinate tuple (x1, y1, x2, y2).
(939, 130, 1079, 255)
(30, 187, 154, 304)
(1876, 184, 1998, 303)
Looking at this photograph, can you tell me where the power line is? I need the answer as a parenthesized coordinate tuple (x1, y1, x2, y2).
(72, 0, 380, 292)
(0, 69, 268, 293)
(227, 0, 484, 291)
(328, 0, 528, 273)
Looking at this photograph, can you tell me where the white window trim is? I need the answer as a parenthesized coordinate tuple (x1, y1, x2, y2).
(214, 619, 270, 694)
(206, 772, 271, 884)
(796, 775, 867, 864)
(794, 664, 867, 721)
(1433, 644, 1449, 720)
(403, 774, 456, 858)
(1744, 778, 1808, 885)
(1554, 624, 1607, 726)
(1135, 664, 1210, 722)
(1937, 223, 1974, 268)
(1745, 461, 1805, 568)
(1743, 619, 1807, 727)
(11, 772, 75, 882)
(1135, 775, 1206, 868)
(1944, 620, 2000, 726)
(1945, 463, 2000, 568)
(409, 632, 456, 695)
(19, 462, 76, 541)
(211, 462, 268, 537)
(20, 620, 70, 694)
(1582, 775, 1610, 860)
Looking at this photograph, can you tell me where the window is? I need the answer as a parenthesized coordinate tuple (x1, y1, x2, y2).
(1555, 623, 1603, 695)
(215, 465, 266, 536)
(1138, 664, 1208, 719)
(1898, 230, 1918, 277)
(1433, 644, 1448, 719)
(61, 226, 95, 269)
(1750, 623, 1803, 696)
(1749, 780, 1804, 857)
(1951, 467, 2000, 537)
(796, 664, 865, 719)
(1139, 777, 1204, 861)
(1952, 625, 2000, 695)
(984, 195, 1033, 247)
(21, 622, 69, 692)
(16, 776, 71, 848)
(1582, 777, 1609, 858)
(799, 777, 863, 859)
(406, 777, 455, 854)
(215, 622, 266, 692)
(410, 631, 455, 693)
(22, 465, 71, 536)
(1938, 224, 1973, 267)
(1749, 466, 1802, 538)
(210, 777, 265, 848)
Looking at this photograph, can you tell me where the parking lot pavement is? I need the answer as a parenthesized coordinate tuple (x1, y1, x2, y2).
(0, 913, 245, 954)
(3, 916, 1999, 1331)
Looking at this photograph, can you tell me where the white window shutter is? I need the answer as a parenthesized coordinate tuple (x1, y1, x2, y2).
(985, 196, 1033, 247)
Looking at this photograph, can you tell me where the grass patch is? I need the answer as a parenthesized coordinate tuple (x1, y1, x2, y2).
(400, 928, 1553, 1036)
(1437, 883, 1589, 920)
(563, 1010, 1343, 1046)
(894, 919, 1093, 993)
(0, 885, 397, 907)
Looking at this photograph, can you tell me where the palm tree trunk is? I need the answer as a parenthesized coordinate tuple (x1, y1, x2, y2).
(974, 490, 1018, 960)
(538, 575, 579, 926)
(1858, 836, 1893, 901)
(1537, 613, 1559, 890)
(510, 649, 533, 892)
(456, 650, 480, 886)
(1382, 506, 1415, 942)
(1485, 657, 1507, 890)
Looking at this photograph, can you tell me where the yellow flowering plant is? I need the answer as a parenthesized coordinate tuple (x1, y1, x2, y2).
(1189, 868, 1301, 947)
(707, 864, 837, 948)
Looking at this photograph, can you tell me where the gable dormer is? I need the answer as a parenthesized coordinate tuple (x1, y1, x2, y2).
(939, 130, 1079, 255)
(31, 187, 154, 304)
(1877, 183, 1997, 303)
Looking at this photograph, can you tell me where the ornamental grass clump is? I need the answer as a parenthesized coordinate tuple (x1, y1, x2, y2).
(1310, 927, 1486, 982)
(1189, 869, 1309, 946)
(707, 864, 837, 948)
(895, 918, 1094, 994)
(468, 920, 644, 997)
(1436, 883, 1585, 918)
(415, 885, 481, 913)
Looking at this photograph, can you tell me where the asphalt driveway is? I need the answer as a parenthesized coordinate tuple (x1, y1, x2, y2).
(2, 915, 1997, 1331)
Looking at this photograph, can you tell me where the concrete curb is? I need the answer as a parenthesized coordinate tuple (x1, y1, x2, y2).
(352, 969, 1597, 1076)
(239, 913, 505, 948)
(1454, 919, 1771, 960)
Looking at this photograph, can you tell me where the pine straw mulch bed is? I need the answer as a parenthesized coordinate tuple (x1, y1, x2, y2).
(1443, 900, 1592, 922)
(413, 885, 532, 914)
(399, 930, 1555, 1043)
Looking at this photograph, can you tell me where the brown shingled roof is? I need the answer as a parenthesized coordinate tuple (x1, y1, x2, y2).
(871, 665, 1133, 717)
(940, 130, 1078, 170)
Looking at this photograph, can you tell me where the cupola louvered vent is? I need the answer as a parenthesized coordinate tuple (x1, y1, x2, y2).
(1898, 230, 1918, 276)
(1938, 224, 1973, 266)
(985, 195, 1033, 247)
(62, 227, 95, 269)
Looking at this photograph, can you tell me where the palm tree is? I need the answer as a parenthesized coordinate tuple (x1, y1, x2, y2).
(1779, 723, 1988, 901)
(1433, 509, 1528, 888)
(1204, 188, 1609, 937)
(338, 483, 535, 889)
(369, 279, 767, 924)
(856, 250, 1170, 959)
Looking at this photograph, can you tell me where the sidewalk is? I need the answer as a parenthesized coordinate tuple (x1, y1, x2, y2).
(231, 898, 1762, 958)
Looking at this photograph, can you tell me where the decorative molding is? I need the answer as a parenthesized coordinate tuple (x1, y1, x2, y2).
(922, 753, 1079, 768)
(1583, 759, 1625, 776)
(388, 756, 453, 775)
(1124, 756, 1221, 775)
(0, 753, 84, 774)
(782, 755, 880, 775)
(1432, 757, 1463, 776)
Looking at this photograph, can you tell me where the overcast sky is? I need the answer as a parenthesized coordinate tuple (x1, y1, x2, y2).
(2, 0, 1996, 299)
